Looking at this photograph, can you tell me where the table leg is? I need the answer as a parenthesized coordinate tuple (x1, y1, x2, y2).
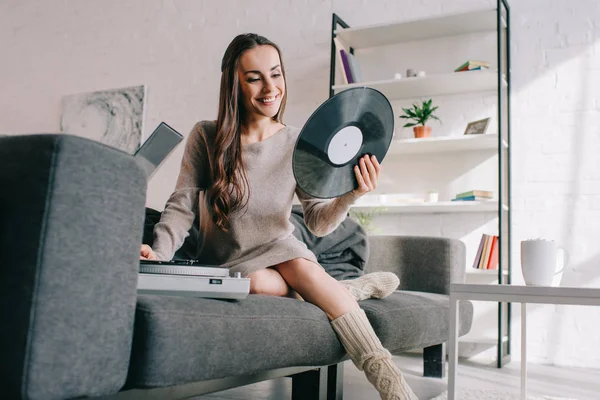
(448, 295, 459, 400)
(521, 303, 527, 400)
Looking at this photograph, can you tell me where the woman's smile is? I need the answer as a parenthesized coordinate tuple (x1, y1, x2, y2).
(257, 94, 280, 106)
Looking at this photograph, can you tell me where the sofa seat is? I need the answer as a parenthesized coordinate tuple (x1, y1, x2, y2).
(125, 291, 472, 389)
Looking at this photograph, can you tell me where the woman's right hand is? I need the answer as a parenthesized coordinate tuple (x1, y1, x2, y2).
(140, 244, 158, 260)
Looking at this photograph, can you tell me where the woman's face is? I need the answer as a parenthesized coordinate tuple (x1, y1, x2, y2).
(237, 45, 285, 120)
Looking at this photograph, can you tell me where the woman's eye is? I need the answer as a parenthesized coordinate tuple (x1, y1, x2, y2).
(272, 73, 281, 78)
(247, 78, 260, 83)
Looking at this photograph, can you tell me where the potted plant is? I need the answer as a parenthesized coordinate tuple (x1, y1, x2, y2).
(349, 207, 386, 234)
(399, 99, 441, 138)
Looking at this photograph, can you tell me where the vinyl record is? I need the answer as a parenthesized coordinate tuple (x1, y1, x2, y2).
(293, 87, 394, 199)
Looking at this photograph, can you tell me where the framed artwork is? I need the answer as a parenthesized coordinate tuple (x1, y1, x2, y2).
(463, 117, 491, 135)
(60, 85, 145, 154)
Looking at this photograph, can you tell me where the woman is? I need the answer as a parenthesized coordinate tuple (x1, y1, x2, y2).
(141, 33, 417, 400)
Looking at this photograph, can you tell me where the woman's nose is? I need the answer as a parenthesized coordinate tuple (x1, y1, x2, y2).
(262, 78, 275, 92)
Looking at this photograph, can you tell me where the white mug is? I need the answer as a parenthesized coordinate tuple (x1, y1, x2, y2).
(520, 239, 568, 286)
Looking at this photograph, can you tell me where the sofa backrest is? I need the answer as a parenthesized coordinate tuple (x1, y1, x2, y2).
(366, 235, 466, 294)
(0, 134, 146, 399)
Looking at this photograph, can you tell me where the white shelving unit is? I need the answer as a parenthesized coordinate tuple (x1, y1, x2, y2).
(332, 70, 506, 100)
(387, 133, 507, 155)
(350, 201, 503, 214)
(334, 9, 502, 48)
(331, 1, 512, 367)
(466, 269, 509, 276)
(459, 335, 510, 345)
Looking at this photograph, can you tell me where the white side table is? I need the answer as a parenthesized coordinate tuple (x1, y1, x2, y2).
(448, 283, 600, 400)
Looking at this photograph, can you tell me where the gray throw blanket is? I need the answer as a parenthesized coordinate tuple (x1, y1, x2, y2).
(289, 205, 368, 280)
(144, 205, 369, 280)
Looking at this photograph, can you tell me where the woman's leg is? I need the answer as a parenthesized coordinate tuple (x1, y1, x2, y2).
(248, 264, 401, 302)
(248, 267, 291, 297)
(273, 258, 355, 319)
(273, 259, 417, 400)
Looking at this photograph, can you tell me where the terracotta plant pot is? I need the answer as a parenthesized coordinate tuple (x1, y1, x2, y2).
(413, 126, 432, 138)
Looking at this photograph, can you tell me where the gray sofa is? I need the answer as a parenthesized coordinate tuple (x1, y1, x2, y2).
(0, 134, 473, 400)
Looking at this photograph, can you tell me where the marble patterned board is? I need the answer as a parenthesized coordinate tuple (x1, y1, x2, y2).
(60, 85, 145, 154)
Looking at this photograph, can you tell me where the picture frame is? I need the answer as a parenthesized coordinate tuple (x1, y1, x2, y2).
(463, 117, 491, 135)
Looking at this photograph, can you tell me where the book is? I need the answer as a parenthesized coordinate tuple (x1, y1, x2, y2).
(452, 196, 492, 201)
(478, 235, 492, 269)
(456, 65, 489, 72)
(339, 49, 354, 84)
(454, 60, 490, 72)
(456, 190, 494, 199)
(486, 236, 499, 270)
(472, 235, 486, 269)
(346, 51, 363, 82)
(333, 37, 349, 84)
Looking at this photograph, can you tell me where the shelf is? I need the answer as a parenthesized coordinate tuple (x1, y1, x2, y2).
(334, 9, 501, 49)
(459, 335, 509, 345)
(466, 269, 509, 276)
(387, 134, 507, 155)
(350, 201, 503, 214)
(332, 70, 504, 100)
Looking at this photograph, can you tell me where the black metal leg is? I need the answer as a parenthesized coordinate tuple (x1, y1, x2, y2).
(423, 343, 446, 378)
(291, 367, 328, 400)
(327, 363, 344, 400)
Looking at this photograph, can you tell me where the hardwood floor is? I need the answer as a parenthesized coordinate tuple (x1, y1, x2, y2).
(195, 353, 600, 400)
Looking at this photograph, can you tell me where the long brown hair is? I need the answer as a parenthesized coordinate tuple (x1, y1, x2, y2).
(208, 33, 288, 231)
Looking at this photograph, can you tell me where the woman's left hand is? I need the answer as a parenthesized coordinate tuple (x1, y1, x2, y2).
(351, 154, 381, 197)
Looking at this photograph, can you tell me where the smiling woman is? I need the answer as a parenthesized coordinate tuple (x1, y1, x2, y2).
(210, 34, 289, 229)
(142, 33, 417, 400)
(238, 46, 286, 133)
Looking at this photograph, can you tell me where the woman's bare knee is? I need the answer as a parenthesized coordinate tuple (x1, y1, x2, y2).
(274, 259, 329, 290)
(273, 258, 357, 319)
(248, 268, 290, 297)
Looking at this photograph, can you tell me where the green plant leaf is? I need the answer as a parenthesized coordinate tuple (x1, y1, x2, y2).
(399, 99, 440, 126)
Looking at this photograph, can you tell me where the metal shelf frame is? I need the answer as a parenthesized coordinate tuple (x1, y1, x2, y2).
(329, 0, 513, 369)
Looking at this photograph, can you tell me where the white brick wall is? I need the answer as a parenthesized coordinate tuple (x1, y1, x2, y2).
(1, 0, 600, 369)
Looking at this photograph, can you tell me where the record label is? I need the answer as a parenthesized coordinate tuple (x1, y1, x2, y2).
(293, 87, 394, 199)
(327, 125, 363, 165)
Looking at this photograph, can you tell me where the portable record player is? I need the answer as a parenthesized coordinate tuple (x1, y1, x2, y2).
(137, 260, 250, 300)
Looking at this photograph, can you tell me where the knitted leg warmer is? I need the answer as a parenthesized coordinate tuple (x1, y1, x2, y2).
(331, 308, 418, 400)
(340, 272, 400, 301)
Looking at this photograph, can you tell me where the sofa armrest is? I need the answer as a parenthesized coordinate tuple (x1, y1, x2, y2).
(0, 134, 146, 399)
(364, 235, 466, 295)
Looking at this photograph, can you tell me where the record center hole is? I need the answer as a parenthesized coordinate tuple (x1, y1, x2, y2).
(327, 126, 363, 165)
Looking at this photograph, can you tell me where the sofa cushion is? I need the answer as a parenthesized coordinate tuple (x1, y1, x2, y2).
(126, 294, 346, 388)
(360, 291, 473, 352)
(126, 291, 472, 388)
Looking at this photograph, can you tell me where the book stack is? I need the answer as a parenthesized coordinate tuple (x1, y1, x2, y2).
(333, 37, 363, 84)
(454, 60, 490, 72)
(451, 190, 494, 202)
(472, 234, 499, 270)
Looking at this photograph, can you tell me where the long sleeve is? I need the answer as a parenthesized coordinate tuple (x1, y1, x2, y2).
(152, 122, 211, 260)
(295, 186, 359, 237)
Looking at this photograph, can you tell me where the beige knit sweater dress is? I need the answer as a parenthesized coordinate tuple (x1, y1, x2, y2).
(152, 120, 359, 277)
